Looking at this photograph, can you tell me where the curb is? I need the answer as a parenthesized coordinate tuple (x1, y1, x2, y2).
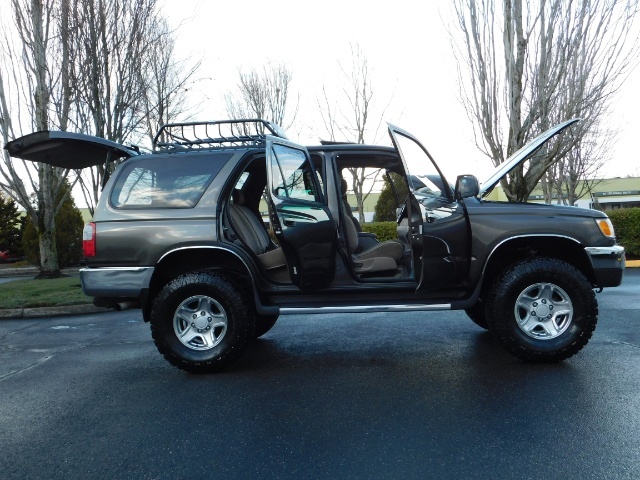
(0, 266, 79, 278)
(0, 304, 111, 320)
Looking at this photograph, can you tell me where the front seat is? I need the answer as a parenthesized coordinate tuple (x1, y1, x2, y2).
(340, 184, 404, 274)
(341, 177, 389, 252)
(341, 178, 363, 231)
(228, 190, 289, 278)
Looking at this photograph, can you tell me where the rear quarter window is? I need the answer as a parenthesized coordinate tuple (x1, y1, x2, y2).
(110, 153, 232, 208)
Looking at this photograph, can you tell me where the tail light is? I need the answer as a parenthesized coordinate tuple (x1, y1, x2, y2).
(83, 222, 96, 257)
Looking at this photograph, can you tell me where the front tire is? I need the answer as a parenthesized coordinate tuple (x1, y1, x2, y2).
(150, 272, 254, 373)
(485, 258, 597, 362)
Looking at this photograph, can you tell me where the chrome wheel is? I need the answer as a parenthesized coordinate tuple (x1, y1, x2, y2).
(173, 295, 228, 351)
(151, 272, 254, 373)
(514, 282, 573, 340)
(486, 258, 597, 362)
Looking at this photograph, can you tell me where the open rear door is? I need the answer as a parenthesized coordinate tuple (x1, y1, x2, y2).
(265, 136, 336, 291)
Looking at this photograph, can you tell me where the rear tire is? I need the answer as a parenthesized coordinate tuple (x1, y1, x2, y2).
(485, 258, 597, 363)
(150, 272, 254, 373)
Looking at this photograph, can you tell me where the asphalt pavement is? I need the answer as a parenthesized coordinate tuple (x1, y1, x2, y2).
(0, 271, 639, 479)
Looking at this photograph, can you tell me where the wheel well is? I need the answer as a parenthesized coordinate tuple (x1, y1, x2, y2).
(142, 248, 254, 322)
(481, 237, 595, 296)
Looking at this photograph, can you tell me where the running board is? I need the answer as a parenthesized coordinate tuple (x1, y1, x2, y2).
(279, 304, 452, 315)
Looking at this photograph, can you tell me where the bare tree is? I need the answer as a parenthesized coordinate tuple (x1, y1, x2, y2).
(317, 44, 391, 223)
(61, 1, 200, 216)
(70, 0, 159, 214)
(0, 0, 74, 278)
(450, 0, 640, 202)
(541, 121, 612, 205)
(140, 17, 201, 146)
(1, 0, 197, 272)
(224, 61, 298, 130)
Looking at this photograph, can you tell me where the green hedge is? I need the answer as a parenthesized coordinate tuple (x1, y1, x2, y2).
(361, 222, 398, 242)
(607, 208, 640, 257)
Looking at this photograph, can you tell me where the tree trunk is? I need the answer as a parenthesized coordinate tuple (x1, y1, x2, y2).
(26, 0, 62, 278)
(37, 164, 61, 277)
(36, 224, 60, 279)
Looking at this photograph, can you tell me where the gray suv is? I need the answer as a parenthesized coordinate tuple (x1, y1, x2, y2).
(6, 119, 625, 372)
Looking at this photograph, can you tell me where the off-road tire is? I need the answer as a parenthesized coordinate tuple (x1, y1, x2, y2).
(150, 272, 254, 373)
(485, 257, 597, 363)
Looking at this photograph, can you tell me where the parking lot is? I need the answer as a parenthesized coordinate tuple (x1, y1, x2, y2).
(0, 270, 639, 480)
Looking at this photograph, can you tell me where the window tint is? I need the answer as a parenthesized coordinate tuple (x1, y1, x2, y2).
(110, 153, 231, 208)
(270, 144, 319, 202)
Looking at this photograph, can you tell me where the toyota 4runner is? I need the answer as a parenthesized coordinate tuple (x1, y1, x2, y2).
(5, 119, 625, 372)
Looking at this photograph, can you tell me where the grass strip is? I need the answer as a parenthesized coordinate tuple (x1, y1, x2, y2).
(0, 277, 92, 309)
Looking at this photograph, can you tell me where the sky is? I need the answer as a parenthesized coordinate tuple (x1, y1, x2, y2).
(160, 0, 640, 182)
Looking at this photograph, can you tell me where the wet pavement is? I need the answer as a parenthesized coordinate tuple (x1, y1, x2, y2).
(0, 270, 638, 479)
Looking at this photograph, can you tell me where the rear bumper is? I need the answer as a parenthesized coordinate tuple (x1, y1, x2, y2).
(585, 245, 625, 287)
(80, 266, 154, 297)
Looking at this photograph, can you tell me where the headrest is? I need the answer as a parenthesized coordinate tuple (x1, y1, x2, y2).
(232, 189, 244, 205)
(341, 178, 348, 195)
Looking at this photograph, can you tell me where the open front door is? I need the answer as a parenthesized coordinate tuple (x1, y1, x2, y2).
(266, 137, 336, 291)
(388, 125, 470, 292)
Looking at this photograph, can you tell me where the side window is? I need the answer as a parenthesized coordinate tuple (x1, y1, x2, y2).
(113, 167, 156, 206)
(233, 172, 250, 191)
(392, 132, 451, 201)
(310, 154, 326, 199)
(391, 130, 458, 223)
(270, 144, 320, 202)
(231, 172, 250, 204)
(110, 153, 231, 208)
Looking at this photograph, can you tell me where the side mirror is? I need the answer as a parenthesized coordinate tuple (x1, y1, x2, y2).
(454, 175, 479, 199)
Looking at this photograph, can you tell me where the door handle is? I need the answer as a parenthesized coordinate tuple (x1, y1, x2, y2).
(283, 219, 295, 227)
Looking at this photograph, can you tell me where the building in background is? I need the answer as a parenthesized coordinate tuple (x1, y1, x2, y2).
(485, 177, 640, 211)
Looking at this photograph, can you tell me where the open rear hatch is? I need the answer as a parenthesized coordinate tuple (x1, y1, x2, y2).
(4, 130, 138, 169)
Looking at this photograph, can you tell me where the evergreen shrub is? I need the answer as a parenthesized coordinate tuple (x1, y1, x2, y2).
(22, 183, 84, 268)
(361, 222, 398, 242)
(607, 207, 640, 257)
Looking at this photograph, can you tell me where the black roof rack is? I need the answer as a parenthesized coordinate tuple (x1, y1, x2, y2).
(319, 139, 356, 146)
(153, 119, 288, 152)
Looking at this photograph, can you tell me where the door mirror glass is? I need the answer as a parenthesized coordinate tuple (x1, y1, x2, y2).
(454, 175, 480, 199)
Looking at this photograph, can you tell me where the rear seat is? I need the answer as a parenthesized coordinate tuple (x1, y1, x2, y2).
(228, 190, 288, 274)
